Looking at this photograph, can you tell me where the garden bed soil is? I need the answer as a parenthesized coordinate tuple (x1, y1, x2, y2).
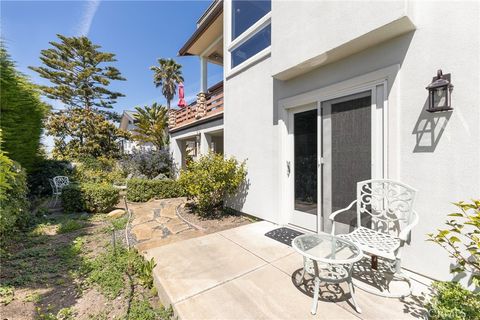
(177, 203, 253, 233)
(0, 206, 168, 320)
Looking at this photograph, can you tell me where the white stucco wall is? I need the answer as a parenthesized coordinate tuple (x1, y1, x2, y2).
(271, 0, 411, 78)
(224, 56, 279, 221)
(224, 0, 480, 281)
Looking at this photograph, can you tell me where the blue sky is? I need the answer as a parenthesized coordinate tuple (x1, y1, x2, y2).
(2, 0, 223, 148)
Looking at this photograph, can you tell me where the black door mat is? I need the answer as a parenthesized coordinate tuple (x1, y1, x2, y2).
(265, 227, 304, 247)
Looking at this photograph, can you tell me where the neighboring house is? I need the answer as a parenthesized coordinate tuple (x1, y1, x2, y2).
(170, 0, 480, 282)
(118, 110, 155, 154)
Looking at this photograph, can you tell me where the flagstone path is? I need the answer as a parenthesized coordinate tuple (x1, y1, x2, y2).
(128, 198, 204, 252)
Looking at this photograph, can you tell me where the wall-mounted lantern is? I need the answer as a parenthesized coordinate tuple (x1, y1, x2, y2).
(426, 69, 453, 113)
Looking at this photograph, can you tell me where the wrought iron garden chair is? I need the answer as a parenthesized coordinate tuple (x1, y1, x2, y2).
(329, 179, 419, 297)
(52, 176, 70, 206)
(48, 178, 61, 207)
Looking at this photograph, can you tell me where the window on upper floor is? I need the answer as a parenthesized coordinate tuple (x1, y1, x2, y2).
(232, 0, 271, 40)
(229, 0, 271, 69)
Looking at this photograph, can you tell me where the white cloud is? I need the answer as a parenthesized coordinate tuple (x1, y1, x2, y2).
(76, 0, 100, 36)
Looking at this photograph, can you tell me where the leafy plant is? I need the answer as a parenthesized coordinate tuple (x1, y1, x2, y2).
(119, 149, 173, 179)
(125, 299, 173, 320)
(127, 178, 185, 202)
(110, 216, 128, 231)
(133, 103, 169, 150)
(74, 156, 124, 184)
(0, 145, 29, 236)
(427, 281, 480, 320)
(84, 246, 155, 299)
(178, 152, 246, 216)
(61, 183, 119, 213)
(0, 44, 49, 172)
(57, 219, 85, 234)
(0, 285, 14, 305)
(428, 200, 480, 286)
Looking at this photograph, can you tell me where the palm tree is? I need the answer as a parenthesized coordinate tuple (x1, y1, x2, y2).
(133, 103, 169, 150)
(150, 58, 184, 110)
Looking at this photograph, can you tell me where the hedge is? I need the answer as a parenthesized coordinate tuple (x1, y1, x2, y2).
(62, 183, 120, 213)
(127, 178, 185, 202)
(0, 155, 29, 236)
(0, 46, 48, 172)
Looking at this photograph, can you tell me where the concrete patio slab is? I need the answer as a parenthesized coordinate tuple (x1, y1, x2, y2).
(145, 221, 428, 319)
(145, 232, 267, 304)
(272, 249, 429, 319)
(219, 221, 294, 262)
(175, 264, 359, 320)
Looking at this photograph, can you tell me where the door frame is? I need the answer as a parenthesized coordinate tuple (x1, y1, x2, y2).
(286, 103, 320, 232)
(278, 65, 397, 233)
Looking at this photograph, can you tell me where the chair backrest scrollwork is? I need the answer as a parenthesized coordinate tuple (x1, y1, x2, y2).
(357, 180, 416, 236)
(53, 176, 70, 191)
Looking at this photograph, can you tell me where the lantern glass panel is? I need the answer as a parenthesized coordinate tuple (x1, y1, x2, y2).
(432, 87, 448, 109)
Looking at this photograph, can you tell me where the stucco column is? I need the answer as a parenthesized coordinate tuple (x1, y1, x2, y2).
(171, 138, 184, 176)
(200, 132, 212, 155)
(200, 56, 208, 93)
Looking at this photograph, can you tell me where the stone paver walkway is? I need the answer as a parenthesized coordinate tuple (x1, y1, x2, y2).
(128, 198, 204, 252)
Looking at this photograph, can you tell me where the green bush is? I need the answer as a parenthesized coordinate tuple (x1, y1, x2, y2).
(0, 150, 29, 236)
(127, 178, 185, 202)
(0, 45, 49, 172)
(427, 281, 480, 320)
(61, 185, 85, 213)
(428, 200, 480, 286)
(178, 152, 246, 216)
(74, 156, 124, 185)
(61, 183, 119, 213)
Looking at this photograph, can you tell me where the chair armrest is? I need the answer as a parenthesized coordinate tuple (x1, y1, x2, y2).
(399, 210, 419, 241)
(329, 200, 357, 235)
(329, 200, 357, 221)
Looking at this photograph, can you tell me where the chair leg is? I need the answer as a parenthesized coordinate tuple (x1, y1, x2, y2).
(311, 277, 320, 315)
(348, 280, 362, 313)
(297, 267, 306, 286)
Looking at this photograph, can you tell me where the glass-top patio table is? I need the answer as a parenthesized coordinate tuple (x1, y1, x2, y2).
(292, 233, 363, 315)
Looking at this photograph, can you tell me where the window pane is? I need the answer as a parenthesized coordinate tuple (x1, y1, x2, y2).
(294, 109, 317, 214)
(232, 0, 271, 40)
(231, 24, 271, 68)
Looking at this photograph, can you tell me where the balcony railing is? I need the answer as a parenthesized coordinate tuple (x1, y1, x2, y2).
(169, 82, 223, 130)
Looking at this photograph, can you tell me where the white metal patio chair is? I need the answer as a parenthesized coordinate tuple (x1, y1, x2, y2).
(329, 179, 419, 297)
(48, 178, 61, 207)
(52, 176, 70, 206)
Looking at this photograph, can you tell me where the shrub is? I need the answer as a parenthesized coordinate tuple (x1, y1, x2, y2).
(178, 152, 246, 216)
(119, 149, 173, 179)
(427, 281, 480, 320)
(0, 45, 49, 172)
(428, 200, 480, 286)
(61, 183, 119, 213)
(27, 159, 72, 197)
(127, 178, 185, 202)
(74, 156, 124, 185)
(84, 246, 156, 299)
(0, 150, 29, 236)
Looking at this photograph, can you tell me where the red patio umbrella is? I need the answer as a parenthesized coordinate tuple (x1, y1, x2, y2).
(177, 82, 187, 108)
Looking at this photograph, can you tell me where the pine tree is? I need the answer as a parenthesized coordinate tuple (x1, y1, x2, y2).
(29, 34, 126, 159)
(30, 34, 125, 110)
